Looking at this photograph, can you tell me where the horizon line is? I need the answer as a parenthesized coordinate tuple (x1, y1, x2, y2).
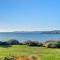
(0, 30, 60, 32)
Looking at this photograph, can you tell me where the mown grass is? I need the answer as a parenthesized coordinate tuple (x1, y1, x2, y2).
(0, 45, 60, 60)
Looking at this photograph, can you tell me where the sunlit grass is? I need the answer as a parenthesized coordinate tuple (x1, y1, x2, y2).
(0, 45, 60, 60)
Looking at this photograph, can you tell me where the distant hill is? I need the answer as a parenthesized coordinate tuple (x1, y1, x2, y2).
(41, 30, 60, 34)
(14, 30, 60, 34)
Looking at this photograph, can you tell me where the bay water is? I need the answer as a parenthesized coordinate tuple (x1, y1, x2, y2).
(0, 32, 60, 42)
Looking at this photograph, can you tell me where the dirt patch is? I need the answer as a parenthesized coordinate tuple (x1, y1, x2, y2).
(3, 56, 40, 60)
(14, 56, 40, 60)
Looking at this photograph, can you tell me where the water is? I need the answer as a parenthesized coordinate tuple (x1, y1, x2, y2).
(0, 32, 60, 42)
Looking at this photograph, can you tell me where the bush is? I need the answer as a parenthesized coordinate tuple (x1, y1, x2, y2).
(6, 39, 20, 45)
(19, 42, 25, 45)
(39, 43, 43, 46)
(1, 42, 10, 45)
(56, 41, 60, 48)
(28, 41, 39, 46)
(4, 56, 14, 60)
(47, 43, 57, 48)
(45, 40, 60, 48)
(0, 41, 3, 45)
(24, 40, 32, 45)
(24, 40, 43, 47)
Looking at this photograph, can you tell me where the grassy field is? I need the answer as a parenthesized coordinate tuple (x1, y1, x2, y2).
(0, 45, 60, 60)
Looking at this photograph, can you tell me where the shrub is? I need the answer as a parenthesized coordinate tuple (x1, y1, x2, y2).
(45, 40, 60, 48)
(6, 39, 20, 45)
(47, 43, 57, 48)
(4, 56, 14, 60)
(28, 41, 39, 46)
(0, 41, 3, 45)
(24, 40, 32, 45)
(56, 41, 60, 48)
(39, 43, 43, 46)
(24, 40, 43, 47)
(19, 42, 25, 45)
(1, 42, 10, 45)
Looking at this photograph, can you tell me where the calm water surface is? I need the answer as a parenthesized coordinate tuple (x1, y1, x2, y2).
(0, 32, 60, 42)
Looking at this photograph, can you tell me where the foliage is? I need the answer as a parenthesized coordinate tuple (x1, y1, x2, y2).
(6, 39, 20, 45)
(47, 43, 57, 48)
(4, 56, 14, 60)
(45, 40, 60, 48)
(24, 40, 43, 47)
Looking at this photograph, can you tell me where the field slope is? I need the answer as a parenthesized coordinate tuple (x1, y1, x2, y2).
(0, 45, 60, 60)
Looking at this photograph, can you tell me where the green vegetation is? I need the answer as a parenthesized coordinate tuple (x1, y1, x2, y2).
(44, 40, 60, 48)
(0, 45, 59, 60)
(24, 40, 43, 47)
(0, 39, 60, 60)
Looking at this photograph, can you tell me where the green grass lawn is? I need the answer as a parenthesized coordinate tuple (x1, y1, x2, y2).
(0, 45, 60, 60)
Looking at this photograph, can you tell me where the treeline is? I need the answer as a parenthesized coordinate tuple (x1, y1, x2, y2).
(0, 39, 60, 48)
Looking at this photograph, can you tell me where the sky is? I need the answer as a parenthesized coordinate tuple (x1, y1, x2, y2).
(0, 0, 60, 32)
